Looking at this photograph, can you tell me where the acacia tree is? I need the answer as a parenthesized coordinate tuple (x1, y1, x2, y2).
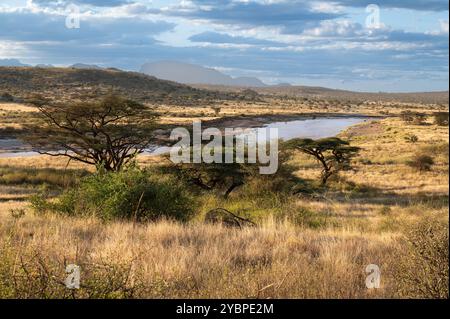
(172, 145, 255, 198)
(23, 94, 158, 171)
(285, 137, 360, 185)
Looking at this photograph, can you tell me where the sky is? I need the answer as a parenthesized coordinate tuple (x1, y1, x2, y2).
(0, 0, 448, 92)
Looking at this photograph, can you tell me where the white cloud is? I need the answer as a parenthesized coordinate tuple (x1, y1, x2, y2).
(440, 19, 449, 34)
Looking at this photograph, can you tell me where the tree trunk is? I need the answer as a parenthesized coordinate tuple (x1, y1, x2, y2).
(321, 169, 333, 185)
(223, 181, 243, 199)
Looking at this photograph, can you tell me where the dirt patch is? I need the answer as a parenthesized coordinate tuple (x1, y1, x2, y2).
(342, 120, 385, 138)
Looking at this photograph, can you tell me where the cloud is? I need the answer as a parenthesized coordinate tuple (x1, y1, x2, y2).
(439, 20, 449, 33)
(159, 0, 343, 34)
(32, 0, 133, 8)
(0, 0, 448, 92)
(334, 0, 449, 11)
(189, 31, 286, 47)
(0, 10, 175, 44)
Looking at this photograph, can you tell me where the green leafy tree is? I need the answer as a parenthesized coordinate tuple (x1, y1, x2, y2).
(285, 137, 360, 185)
(172, 144, 257, 198)
(22, 94, 158, 171)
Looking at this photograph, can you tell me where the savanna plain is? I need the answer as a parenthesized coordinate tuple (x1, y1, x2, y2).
(0, 67, 448, 299)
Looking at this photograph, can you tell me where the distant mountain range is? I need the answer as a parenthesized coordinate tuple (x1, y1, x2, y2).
(2, 59, 270, 87)
(1, 59, 447, 104)
(0, 59, 101, 70)
(70, 63, 103, 70)
(0, 59, 30, 67)
(140, 61, 268, 87)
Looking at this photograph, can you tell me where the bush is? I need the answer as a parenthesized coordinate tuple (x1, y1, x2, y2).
(407, 154, 434, 171)
(400, 111, 427, 125)
(433, 112, 449, 126)
(395, 217, 449, 298)
(31, 167, 196, 222)
(404, 134, 419, 143)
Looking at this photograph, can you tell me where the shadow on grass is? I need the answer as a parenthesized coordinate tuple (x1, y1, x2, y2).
(0, 165, 89, 188)
(293, 177, 449, 209)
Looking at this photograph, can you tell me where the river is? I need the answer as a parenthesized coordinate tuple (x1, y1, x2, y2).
(0, 116, 368, 158)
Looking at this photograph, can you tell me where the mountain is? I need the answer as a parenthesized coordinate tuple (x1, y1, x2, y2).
(0, 59, 29, 67)
(233, 77, 267, 87)
(35, 64, 54, 68)
(274, 83, 292, 87)
(140, 61, 267, 87)
(70, 63, 103, 70)
(0, 66, 255, 105)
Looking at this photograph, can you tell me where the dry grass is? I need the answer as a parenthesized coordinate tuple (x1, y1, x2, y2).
(0, 210, 402, 298)
(0, 98, 448, 299)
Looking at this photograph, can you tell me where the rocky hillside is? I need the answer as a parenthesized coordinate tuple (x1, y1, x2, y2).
(0, 67, 251, 105)
(193, 84, 449, 105)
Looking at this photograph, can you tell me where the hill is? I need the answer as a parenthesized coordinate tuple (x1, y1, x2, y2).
(0, 67, 250, 105)
(192, 84, 449, 105)
(70, 63, 103, 70)
(0, 59, 30, 67)
(140, 61, 267, 87)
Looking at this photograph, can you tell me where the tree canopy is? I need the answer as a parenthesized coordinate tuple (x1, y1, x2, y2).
(284, 137, 360, 185)
(171, 144, 257, 198)
(23, 94, 158, 171)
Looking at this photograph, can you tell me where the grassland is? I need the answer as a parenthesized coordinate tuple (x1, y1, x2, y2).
(0, 89, 448, 298)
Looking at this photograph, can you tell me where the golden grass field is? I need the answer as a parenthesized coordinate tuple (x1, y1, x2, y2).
(0, 100, 448, 299)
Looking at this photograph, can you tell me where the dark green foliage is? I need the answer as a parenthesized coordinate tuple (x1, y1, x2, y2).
(31, 166, 196, 222)
(171, 143, 260, 198)
(171, 141, 294, 198)
(284, 137, 360, 185)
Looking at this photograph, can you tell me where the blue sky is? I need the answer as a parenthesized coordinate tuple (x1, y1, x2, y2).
(0, 0, 448, 92)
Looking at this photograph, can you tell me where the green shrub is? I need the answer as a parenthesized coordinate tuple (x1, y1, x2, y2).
(31, 167, 196, 222)
(407, 154, 434, 171)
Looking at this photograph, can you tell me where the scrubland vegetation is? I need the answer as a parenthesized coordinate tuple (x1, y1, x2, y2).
(0, 73, 448, 299)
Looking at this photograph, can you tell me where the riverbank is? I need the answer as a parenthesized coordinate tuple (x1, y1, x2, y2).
(0, 114, 379, 157)
(202, 112, 382, 130)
